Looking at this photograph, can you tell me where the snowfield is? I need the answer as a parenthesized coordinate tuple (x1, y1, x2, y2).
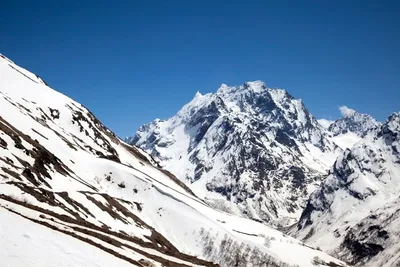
(0, 207, 138, 267)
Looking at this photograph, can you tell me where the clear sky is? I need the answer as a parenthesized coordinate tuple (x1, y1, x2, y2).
(1, 1, 399, 138)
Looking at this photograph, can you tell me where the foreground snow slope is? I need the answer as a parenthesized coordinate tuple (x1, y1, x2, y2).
(0, 54, 346, 267)
(0, 207, 137, 267)
(295, 113, 400, 266)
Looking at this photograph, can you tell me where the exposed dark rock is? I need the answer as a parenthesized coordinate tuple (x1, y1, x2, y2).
(48, 108, 60, 119)
(98, 153, 121, 163)
(342, 232, 384, 264)
(0, 136, 7, 148)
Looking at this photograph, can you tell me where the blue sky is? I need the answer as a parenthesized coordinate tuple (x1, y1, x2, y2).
(1, 1, 399, 137)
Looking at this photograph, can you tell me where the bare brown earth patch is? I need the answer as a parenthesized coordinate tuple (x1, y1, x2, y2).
(0, 116, 72, 182)
(1, 167, 21, 180)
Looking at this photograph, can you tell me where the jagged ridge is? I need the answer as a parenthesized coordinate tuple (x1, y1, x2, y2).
(130, 81, 342, 226)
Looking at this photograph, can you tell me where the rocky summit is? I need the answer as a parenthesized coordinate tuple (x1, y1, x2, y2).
(129, 81, 344, 226)
(129, 80, 400, 266)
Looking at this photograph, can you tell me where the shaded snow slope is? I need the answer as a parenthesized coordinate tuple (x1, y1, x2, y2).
(317, 119, 334, 130)
(0, 54, 345, 267)
(295, 113, 400, 266)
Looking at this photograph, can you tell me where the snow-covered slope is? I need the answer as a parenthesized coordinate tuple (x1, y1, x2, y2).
(129, 81, 342, 226)
(295, 112, 400, 266)
(0, 208, 140, 267)
(317, 119, 334, 130)
(0, 54, 346, 267)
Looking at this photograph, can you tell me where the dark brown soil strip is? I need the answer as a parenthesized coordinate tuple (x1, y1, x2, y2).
(1, 167, 22, 180)
(32, 128, 49, 140)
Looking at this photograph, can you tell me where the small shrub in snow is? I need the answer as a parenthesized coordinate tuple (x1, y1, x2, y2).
(263, 236, 272, 247)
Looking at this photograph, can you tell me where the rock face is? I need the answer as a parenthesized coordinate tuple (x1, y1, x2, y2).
(0, 54, 346, 267)
(129, 81, 342, 226)
(328, 111, 380, 137)
(295, 113, 400, 266)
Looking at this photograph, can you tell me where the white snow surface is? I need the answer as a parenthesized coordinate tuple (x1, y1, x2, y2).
(0, 207, 138, 267)
(317, 119, 334, 129)
(331, 132, 362, 150)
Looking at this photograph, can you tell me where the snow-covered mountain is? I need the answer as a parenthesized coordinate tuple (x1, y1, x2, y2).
(129, 81, 343, 226)
(326, 107, 381, 150)
(0, 54, 346, 267)
(328, 107, 380, 137)
(295, 112, 400, 266)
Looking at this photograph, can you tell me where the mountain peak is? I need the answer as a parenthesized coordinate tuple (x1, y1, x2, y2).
(130, 80, 340, 226)
(328, 108, 380, 137)
(217, 80, 268, 94)
(243, 80, 267, 92)
(194, 90, 203, 98)
(217, 83, 229, 92)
